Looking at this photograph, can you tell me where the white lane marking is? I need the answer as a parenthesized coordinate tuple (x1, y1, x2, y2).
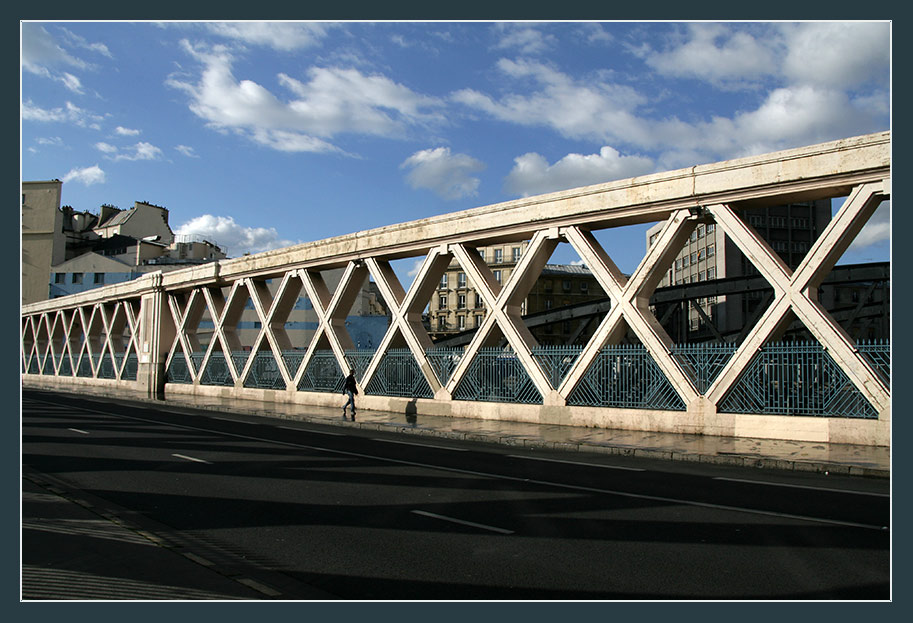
(172, 453, 211, 464)
(279, 426, 343, 436)
(411, 510, 514, 535)
(372, 438, 468, 451)
(713, 477, 889, 498)
(38, 399, 887, 531)
(68, 428, 89, 435)
(508, 454, 644, 471)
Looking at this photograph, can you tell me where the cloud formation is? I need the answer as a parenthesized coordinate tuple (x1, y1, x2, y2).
(401, 147, 486, 200)
(166, 40, 444, 154)
(62, 165, 105, 186)
(504, 147, 654, 197)
(175, 214, 300, 257)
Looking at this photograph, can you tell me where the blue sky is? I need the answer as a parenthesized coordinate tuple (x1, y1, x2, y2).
(21, 21, 891, 275)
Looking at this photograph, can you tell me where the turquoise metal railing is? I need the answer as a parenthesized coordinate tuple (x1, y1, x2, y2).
(567, 344, 687, 410)
(671, 342, 739, 394)
(150, 339, 890, 419)
(718, 341, 880, 419)
(452, 347, 542, 404)
(425, 347, 465, 386)
(531, 345, 582, 389)
(298, 350, 345, 393)
(365, 348, 434, 398)
(857, 339, 890, 385)
(242, 351, 286, 389)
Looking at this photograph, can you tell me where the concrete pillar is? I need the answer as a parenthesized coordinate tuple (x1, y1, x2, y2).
(136, 272, 171, 399)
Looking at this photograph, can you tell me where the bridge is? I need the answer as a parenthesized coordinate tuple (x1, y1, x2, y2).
(21, 131, 891, 447)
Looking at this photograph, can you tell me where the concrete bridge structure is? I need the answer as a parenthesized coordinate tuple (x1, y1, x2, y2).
(21, 132, 891, 447)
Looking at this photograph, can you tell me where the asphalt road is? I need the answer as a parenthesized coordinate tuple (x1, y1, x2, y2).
(22, 390, 890, 600)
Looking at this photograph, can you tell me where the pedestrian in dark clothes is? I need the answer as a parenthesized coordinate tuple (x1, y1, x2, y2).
(342, 369, 358, 420)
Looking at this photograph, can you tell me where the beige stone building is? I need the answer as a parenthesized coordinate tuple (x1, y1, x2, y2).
(428, 241, 604, 345)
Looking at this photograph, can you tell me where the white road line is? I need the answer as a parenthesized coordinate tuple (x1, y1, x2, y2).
(172, 453, 211, 464)
(36, 399, 887, 531)
(372, 438, 468, 451)
(508, 454, 644, 471)
(713, 477, 889, 498)
(411, 510, 514, 535)
(68, 428, 89, 435)
(279, 426, 343, 436)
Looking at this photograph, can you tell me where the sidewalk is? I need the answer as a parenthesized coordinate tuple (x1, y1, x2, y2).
(158, 393, 890, 479)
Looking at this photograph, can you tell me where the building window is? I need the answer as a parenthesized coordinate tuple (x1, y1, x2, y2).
(706, 223, 715, 234)
(94, 272, 105, 284)
(698, 248, 706, 261)
(458, 272, 466, 288)
(54, 273, 65, 284)
(545, 299, 553, 310)
(458, 315, 466, 330)
(72, 273, 83, 284)
(682, 255, 690, 268)
(438, 295, 447, 309)
(562, 280, 572, 292)
(580, 281, 588, 292)
(477, 249, 485, 261)
(707, 244, 715, 257)
(512, 247, 522, 262)
(649, 233, 658, 247)
(690, 251, 698, 264)
(494, 270, 502, 283)
(439, 274, 448, 289)
(475, 314, 483, 327)
(458, 295, 466, 309)
(494, 249, 503, 263)
(708, 267, 716, 279)
(543, 279, 553, 292)
(697, 225, 705, 238)
(475, 294, 484, 308)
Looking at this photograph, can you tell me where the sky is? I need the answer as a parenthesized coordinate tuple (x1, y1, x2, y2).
(21, 21, 891, 277)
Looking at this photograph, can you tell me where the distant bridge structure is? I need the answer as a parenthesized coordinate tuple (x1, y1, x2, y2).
(21, 132, 891, 446)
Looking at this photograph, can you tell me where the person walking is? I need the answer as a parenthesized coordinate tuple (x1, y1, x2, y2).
(342, 369, 358, 420)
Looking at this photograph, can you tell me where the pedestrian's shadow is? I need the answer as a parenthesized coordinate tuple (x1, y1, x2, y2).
(405, 399, 418, 427)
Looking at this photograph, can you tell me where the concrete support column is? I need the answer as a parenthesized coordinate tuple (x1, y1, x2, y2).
(136, 272, 171, 400)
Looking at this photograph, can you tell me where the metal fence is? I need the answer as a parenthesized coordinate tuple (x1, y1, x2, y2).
(104, 339, 893, 418)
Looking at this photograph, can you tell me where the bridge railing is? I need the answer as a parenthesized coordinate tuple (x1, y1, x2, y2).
(21, 132, 891, 446)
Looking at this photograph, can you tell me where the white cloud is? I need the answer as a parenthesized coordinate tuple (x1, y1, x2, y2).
(645, 23, 777, 87)
(175, 214, 299, 257)
(781, 22, 889, 90)
(175, 144, 199, 158)
(94, 141, 164, 161)
(166, 40, 444, 153)
(848, 202, 891, 250)
(115, 126, 141, 136)
(504, 147, 654, 197)
(493, 24, 556, 55)
(62, 165, 105, 186)
(22, 100, 105, 129)
(60, 72, 83, 94)
(203, 22, 335, 52)
(21, 23, 89, 76)
(400, 147, 485, 200)
(452, 58, 649, 146)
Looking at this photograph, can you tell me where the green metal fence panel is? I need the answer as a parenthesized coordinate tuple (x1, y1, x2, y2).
(75, 354, 92, 378)
(166, 353, 193, 384)
(120, 353, 138, 381)
(298, 350, 345, 393)
(425, 347, 465, 386)
(365, 349, 434, 398)
(58, 352, 72, 377)
(532, 345, 583, 390)
(243, 351, 286, 389)
(718, 341, 878, 418)
(566, 344, 686, 410)
(452, 347, 542, 404)
(671, 342, 739, 394)
(282, 351, 306, 379)
(857, 339, 890, 385)
(344, 350, 376, 382)
(97, 352, 116, 379)
(197, 352, 234, 386)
